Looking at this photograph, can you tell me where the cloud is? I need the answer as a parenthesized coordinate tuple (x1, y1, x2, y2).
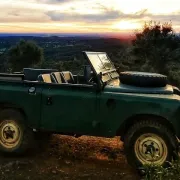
(0, 8, 50, 23)
(151, 14, 180, 23)
(46, 6, 180, 27)
(35, 0, 76, 4)
(45, 5, 149, 23)
(132, 12, 180, 27)
(46, 10, 121, 22)
(46, 8, 148, 23)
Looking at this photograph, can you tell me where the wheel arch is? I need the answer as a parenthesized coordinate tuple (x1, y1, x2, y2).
(0, 102, 27, 121)
(116, 114, 176, 141)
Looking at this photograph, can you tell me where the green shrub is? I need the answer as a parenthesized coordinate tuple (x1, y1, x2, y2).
(142, 160, 180, 180)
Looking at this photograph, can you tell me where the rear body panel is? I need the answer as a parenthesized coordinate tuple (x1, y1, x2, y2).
(0, 81, 42, 128)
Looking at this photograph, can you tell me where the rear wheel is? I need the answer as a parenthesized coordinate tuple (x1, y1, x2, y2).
(124, 119, 178, 168)
(0, 109, 34, 154)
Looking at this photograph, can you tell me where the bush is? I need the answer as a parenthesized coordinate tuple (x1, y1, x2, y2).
(8, 39, 44, 71)
(142, 160, 180, 180)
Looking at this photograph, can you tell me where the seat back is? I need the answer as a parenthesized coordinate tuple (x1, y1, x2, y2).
(23, 68, 58, 81)
(61, 71, 75, 84)
(37, 74, 56, 83)
(51, 72, 67, 84)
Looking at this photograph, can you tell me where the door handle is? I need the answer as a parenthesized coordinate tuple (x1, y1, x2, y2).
(47, 96, 53, 105)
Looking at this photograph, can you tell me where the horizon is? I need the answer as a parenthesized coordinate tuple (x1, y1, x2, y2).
(0, 32, 132, 38)
(0, 0, 180, 34)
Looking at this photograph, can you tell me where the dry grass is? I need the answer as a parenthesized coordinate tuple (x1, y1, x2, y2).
(0, 135, 139, 180)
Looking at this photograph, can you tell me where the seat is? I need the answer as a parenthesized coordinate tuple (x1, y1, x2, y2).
(51, 72, 67, 84)
(37, 74, 56, 83)
(61, 71, 75, 84)
(23, 68, 58, 81)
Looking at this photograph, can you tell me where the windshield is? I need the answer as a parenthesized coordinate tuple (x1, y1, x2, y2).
(84, 51, 119, 83)
(98, 53, 114, 70)
(86, 52, 114, 73)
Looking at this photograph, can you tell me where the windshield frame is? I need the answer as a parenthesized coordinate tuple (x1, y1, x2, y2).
(83, 51, 119, 85)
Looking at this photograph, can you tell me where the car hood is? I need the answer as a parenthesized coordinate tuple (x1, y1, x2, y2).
(104, 80, 174, 95)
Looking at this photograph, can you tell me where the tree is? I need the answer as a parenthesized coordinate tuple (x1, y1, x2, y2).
(131, 21, 180, 86)
(8, 39, 44, 71)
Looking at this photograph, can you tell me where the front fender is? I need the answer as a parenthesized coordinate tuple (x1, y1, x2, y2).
(98, 92, 180, 138)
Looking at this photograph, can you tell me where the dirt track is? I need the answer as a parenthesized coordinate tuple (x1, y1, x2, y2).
(0, 135, 139, 180)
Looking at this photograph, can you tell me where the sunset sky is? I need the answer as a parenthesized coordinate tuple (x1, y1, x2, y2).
(0, 0, 180, 34)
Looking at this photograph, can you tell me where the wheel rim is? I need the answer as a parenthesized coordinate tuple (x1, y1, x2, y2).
(134, 133, 168, 165)
(0, 120, 22, 149)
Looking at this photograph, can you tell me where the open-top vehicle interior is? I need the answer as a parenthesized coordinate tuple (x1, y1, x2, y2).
(22, 67, 97, 85)
(22, 51, 120, 86)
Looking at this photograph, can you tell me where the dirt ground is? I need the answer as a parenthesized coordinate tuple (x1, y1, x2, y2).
(0, 135, 140, 180)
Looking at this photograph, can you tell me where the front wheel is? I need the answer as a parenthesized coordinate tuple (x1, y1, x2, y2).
(124, 120, 178, 168)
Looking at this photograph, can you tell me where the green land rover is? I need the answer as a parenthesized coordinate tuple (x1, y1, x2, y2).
(0, 51, 180, 169)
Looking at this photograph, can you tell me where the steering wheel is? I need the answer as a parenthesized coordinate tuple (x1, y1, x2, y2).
(88, 77, 94, 83)
(88, 75, 98, 85)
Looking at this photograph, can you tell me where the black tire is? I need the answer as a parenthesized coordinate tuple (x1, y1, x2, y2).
(124, 119, 178, 168)
(0, 109, 34, 154)
(120, 71, 168, 87)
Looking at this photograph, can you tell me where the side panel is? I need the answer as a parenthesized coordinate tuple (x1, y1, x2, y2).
(97, 92, 180, 137)
(40, 84, 98, 135)
(0, 81, 42, 128)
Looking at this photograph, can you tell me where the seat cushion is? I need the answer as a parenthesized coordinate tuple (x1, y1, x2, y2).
(51, 72, 67, 84)
(61, 71, 75, 84)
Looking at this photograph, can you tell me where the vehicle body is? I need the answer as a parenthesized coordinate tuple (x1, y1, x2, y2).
(0, 51, 180, 168)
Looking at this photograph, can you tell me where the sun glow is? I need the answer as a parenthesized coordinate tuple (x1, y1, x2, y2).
(112, 21, 141, 30)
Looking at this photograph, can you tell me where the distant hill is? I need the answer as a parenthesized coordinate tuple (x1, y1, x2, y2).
(0, 35, 127, 64)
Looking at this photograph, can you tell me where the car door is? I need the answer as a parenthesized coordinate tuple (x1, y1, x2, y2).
(40, 83, 99, 135)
